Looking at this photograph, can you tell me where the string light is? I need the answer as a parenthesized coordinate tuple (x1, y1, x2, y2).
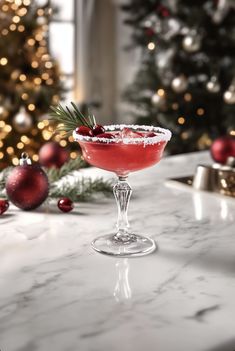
(6, 147, 14, 155)
(11, 3, 18, 11)
(70, 152, 77, 159)
(21, 93, 29, 100)
(41, 72, 49, 80)
(19, 74, 26, 81)
(12, 157, 19, 166)
(45, 61, 53, 68)
(37, 8, 44, 16)
(157, 89, 165, 97)
(230, 130, 235, 136)
(27, 38, 35, 46)
(34, 77, 42, 85)
(31, 61, 39, 68)
(43, 119, 49, 126)
(21, 135, 30, 143)
(15, 0, 23, 5)
(35, 33, 43, 41)
(68, 136, 74, 142)
(0, 141, 3, 148)
(172, 103, 179, 110)
(197, 108, 205, 116)
(2, 29, 9, 35)
(23, 0, 31, 6)
(46, 78, 53, 85)
(32, 154, 39, 161)
(18, 25, 25, 32)
(13, 16, 20, 23)
(18, 7, 27, 16)
(17, 142, 24, 149)
(0, 152, 4, 160)
(28, 103, 35, 111)
(184, 93, 192, 102)
(147, 42, 155, 50)
(0, 121, 6, 128)
(4, 125, 12, 132)
(2, 4, 9, 11)
(0, 57, 8, 66)
(178, 116, 185, 125)
(42, 130, 52, 140)
(60, 140, 67, 147)
(9, 24, 17, 31)
(37, 122, 44, 129)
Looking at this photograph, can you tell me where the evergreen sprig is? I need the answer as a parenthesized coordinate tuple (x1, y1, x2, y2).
(46, 157, 88, 183)
(50, 102, 96, 135)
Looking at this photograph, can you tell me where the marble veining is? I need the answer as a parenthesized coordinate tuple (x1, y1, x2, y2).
(1, 151, 235, 351)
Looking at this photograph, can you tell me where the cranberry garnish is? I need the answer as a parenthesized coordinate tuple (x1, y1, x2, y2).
(93, 124, 105, 136)
(147, 132, 157, 137)
(0, 199, 9, 215)
(97, 133, 115, 139)
(75, 126, 93, 136)
(57, 197, 74, 213)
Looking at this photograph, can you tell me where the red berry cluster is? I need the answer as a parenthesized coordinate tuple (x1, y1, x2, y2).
(75, 124, 114, 139)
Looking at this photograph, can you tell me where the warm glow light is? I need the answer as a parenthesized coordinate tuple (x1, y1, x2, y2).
(45, 61, 53, 68)
(178, 117, 185, 125)
(230, 130, 235, 136)
(15, 0, 23, 5)
(19, 74, 26, 81)
(43, 119, 49, 126)
(34, 77, 42, 85)
(18, 7, 27, 16)
(12, 157, 19, 166)
(0, 152, 4, 160)
(28, 104, 35, 111)
(181, 131, 189, 140)
(31, 61, 39, 68)
(41, 72, 49, 80)
(23, 0, 31, 5)
(184, 93, 192, 102)
(37, 8, 44, 16)
(37, 122, 44, 129)
(68, 135, 74, 142)
(32, 154, 39, 161)
(60, 140, 67, 147)
(197, 108, 205, 116)
(42, 130, 52, 140)
(17, 142, 24, 149)
(21, 135, 29, 143)
(18, 25, 25, 32)
(11, 3, 18, 10)
(9, 24, 17, 31)
(147, 42, 155, 50)
(4, 124, 12, 132)
(35, 33, 43, 41)
(0, 141, 3, 147)
(7, 146, 14, 155)
(2, 4, 9, 11)
(27, 38, 35, 46)
(21, 93, 29, 100)
(172, 103, 179, 110)
(70, 152, 77, 159)
(2, 29, 9, 35)
(31, 128, 38, 136)
(0, 57, 8, 66)
(157, 89, 165, 97)
(13, 16, 20, 23)
(0, 121, 6, 128)
(46, 78, 53, 85)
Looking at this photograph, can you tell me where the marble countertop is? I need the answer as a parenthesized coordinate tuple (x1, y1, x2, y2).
(1, 151, 235, 351)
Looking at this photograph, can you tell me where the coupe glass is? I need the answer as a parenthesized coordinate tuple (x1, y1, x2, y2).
(73, 125, 171, 257)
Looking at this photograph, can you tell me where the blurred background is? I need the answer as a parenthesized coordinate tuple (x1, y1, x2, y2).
(0, 0, 235, 169)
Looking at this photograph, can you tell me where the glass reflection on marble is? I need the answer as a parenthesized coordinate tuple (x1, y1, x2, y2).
(113, 259, 132, 302)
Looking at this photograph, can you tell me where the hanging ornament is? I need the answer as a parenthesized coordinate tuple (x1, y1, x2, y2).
(151, 92, 165, 107)
(57, 198, 74, 213)
(0, 199, 9, 215)
(223, 83, 235, 104)
(171, 75, 188, 93)
(6, 153, 49, 210)
(206, 76, 221, 93)
(211, 136, 235, 164)
(12, 107, 33, 133)
(39, 142, 70, 168)
(182, 33, 201, 53)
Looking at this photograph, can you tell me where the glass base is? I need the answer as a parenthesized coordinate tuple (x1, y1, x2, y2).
(91, 233, 156, 257)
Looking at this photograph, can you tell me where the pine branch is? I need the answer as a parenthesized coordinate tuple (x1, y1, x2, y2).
(49, 177, 113, 202)
(49, 102, 95, 135)
(46, 158, 88, 183)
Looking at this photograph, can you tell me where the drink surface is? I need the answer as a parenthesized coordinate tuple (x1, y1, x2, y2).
(77, 129, 168, 176)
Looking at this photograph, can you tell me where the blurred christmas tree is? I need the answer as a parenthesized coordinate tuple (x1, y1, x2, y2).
(0, 0, 64, 169)
(122, 0, 235, 154)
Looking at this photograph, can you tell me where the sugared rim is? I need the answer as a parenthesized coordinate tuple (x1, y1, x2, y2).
(73, 124, 172, 145)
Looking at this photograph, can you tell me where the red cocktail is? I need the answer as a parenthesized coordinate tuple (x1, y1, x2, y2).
(73, 124, 171, 257)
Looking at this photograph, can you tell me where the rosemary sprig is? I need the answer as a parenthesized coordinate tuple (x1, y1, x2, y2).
(50, 102, 96, 135)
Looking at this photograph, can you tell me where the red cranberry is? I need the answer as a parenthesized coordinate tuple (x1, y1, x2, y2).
(57, 197, 74, 213)
(146, 132, 157, 137)
(0, 199, 9, 215)
(93, 124, 105, 136)
(97, 133, 115, 139)
(75, 126, 93, 136)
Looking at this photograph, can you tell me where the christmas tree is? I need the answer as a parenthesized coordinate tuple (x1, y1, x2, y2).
(0, 0, 64, 169)
(121, 0, 235, 154)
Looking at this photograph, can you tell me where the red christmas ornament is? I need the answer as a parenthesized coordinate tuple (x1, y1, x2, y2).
(6, 153, 49, 211)
(210, 136, 235, 164)
(39, 142, 69, 168)
(0, 199, 9, 215)
(57, 197, 74, 212)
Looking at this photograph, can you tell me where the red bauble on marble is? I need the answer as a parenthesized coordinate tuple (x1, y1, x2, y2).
(0, 199, 9, 215)
(39, 142, 69, 168)
(6, 164, 49, 210)
(210, 136, 235, 164)
(57, 197, 74, 212)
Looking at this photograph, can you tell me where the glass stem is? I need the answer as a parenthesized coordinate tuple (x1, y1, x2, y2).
(113, 176, 132, 242)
